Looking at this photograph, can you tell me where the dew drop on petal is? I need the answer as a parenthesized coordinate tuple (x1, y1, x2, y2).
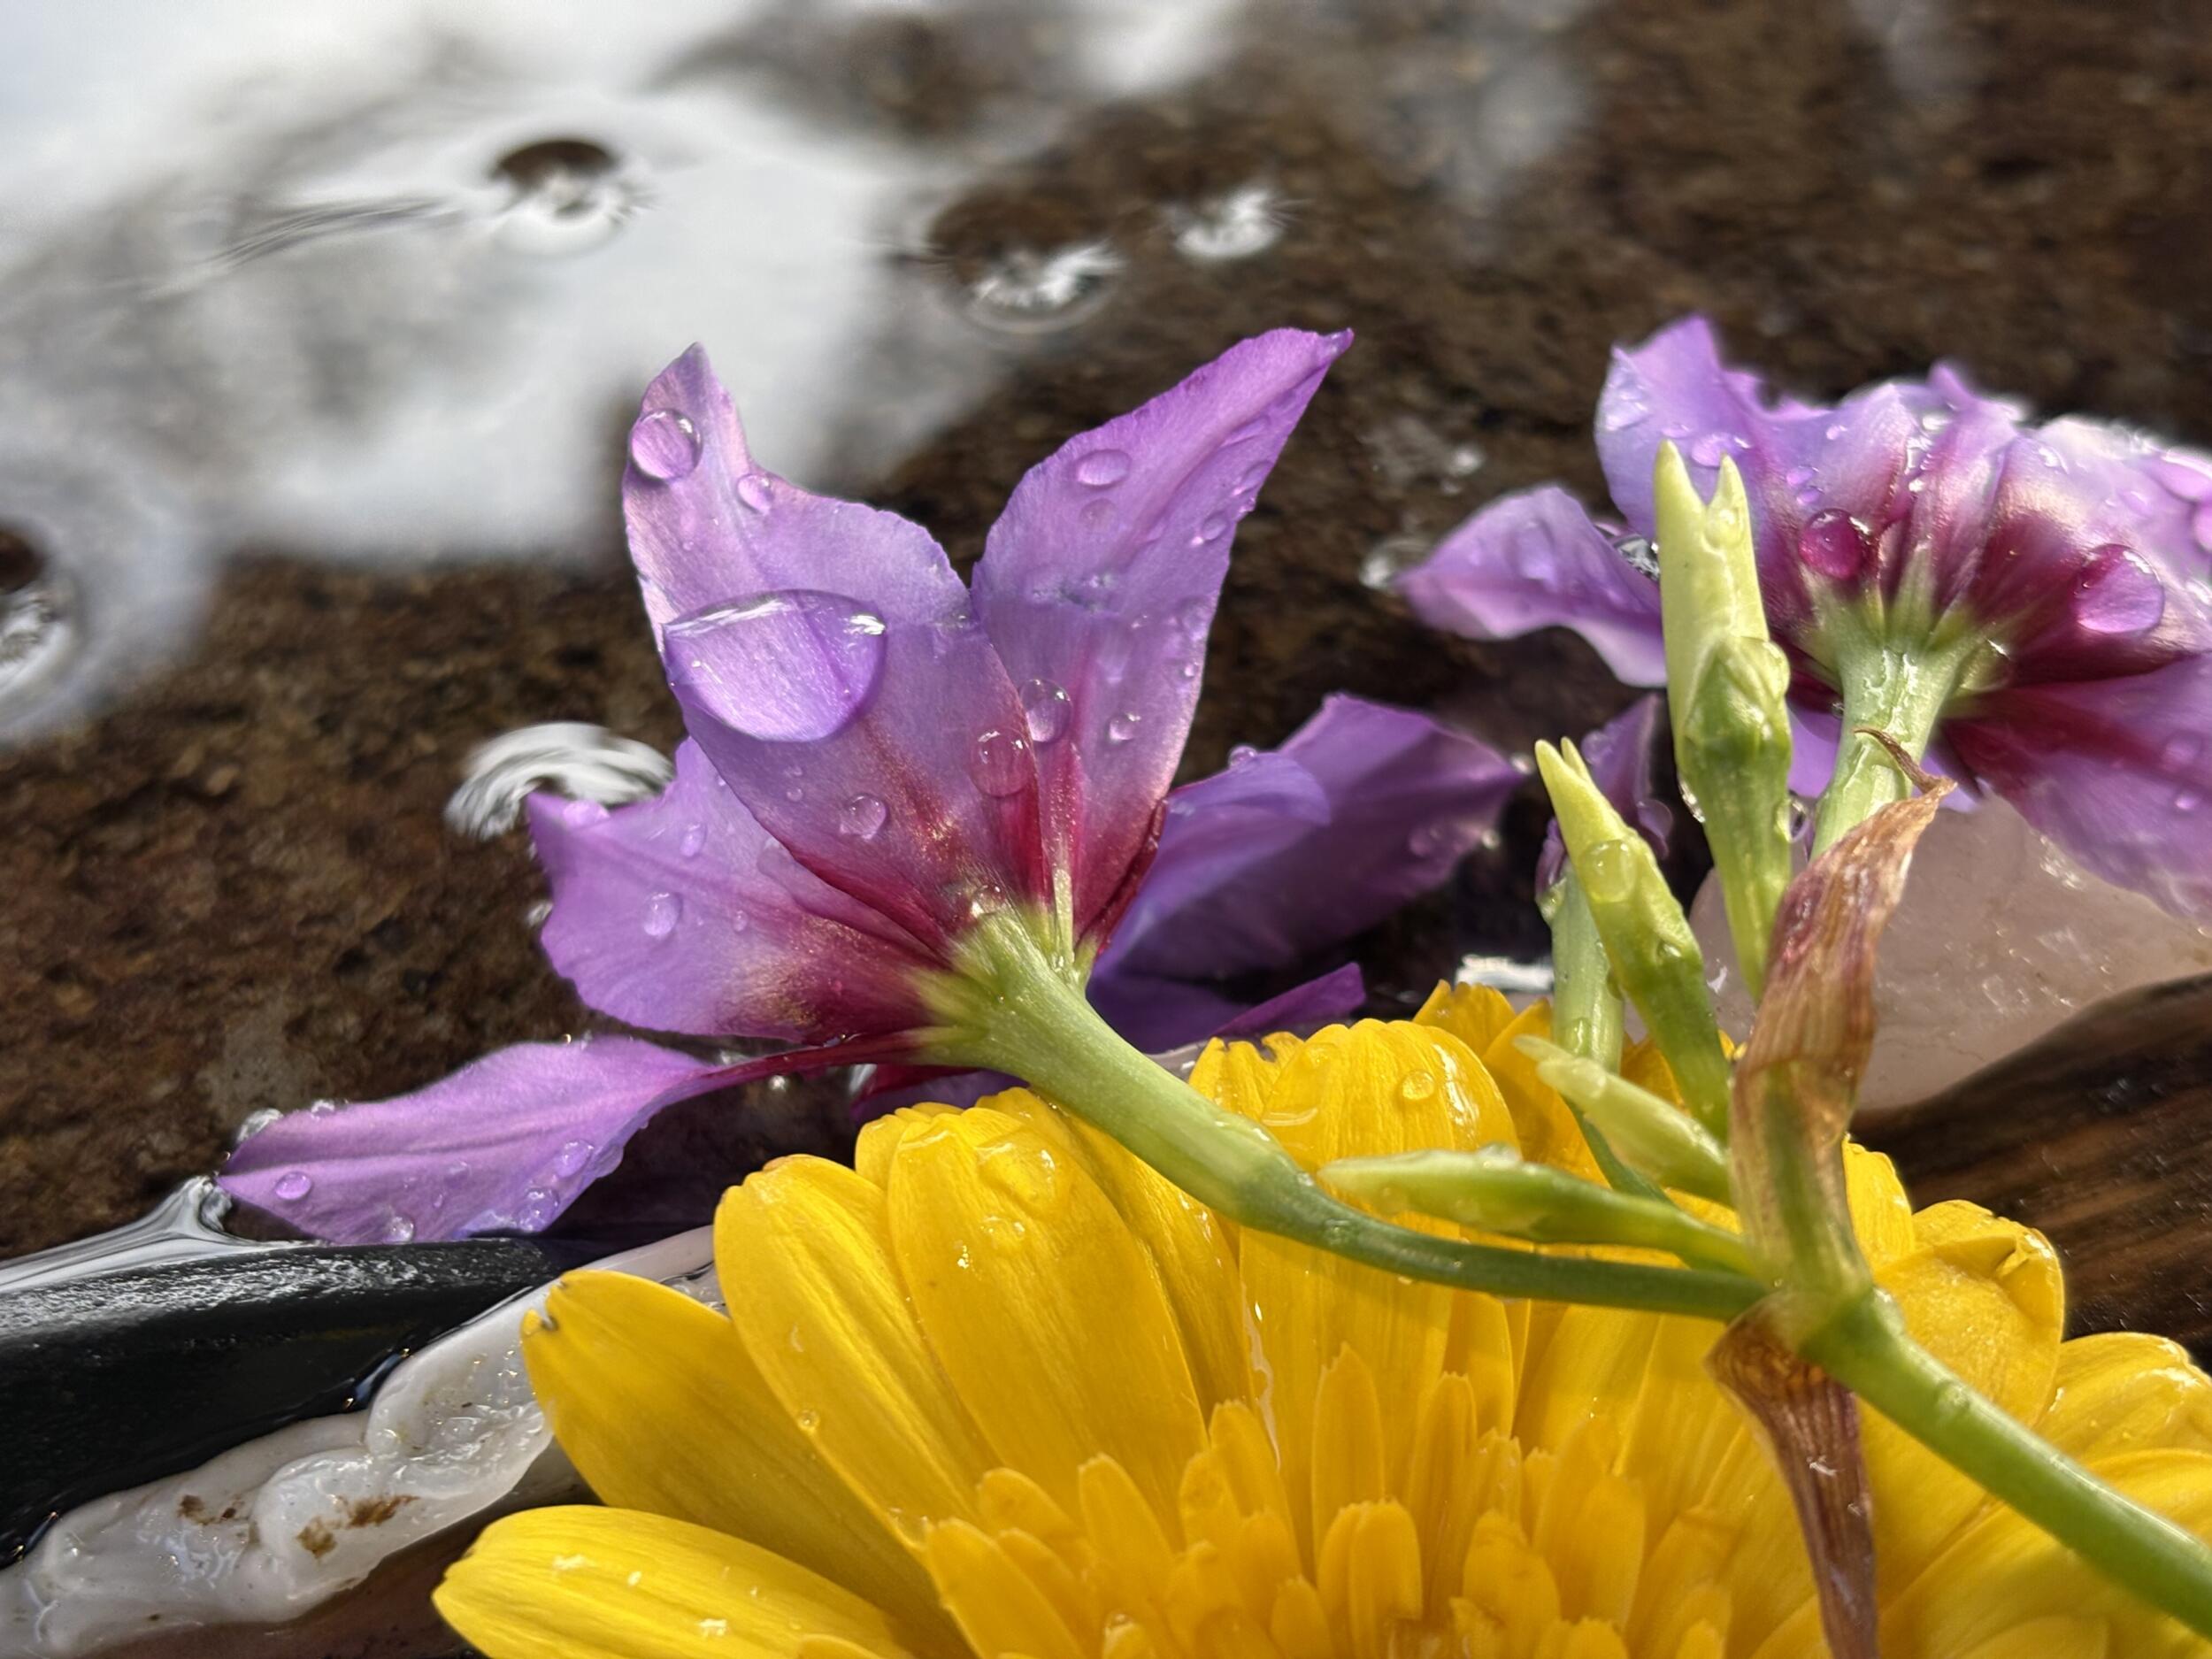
(2072, 544, 2166, 635)
(967, 882, 1009, 920)
(628, 409, 700, 481)
(1020, 679, 1071, 745)
(678, 823, 707, 858)
(2160, 734, 2203, 772)
(838, 794, 888, 840)
(1797, 509, 1871, 582)
(1079, 498, 1116, 532)
(1195, 511, 1231, 543)
(273, 1170, 313, 1202)
(382, 1214, 417, 1244)
(1687, 433, 1732, 467)
(735, 473, 773, 514)
(730, 908, 749, 933)
(642, 890, 683, 937)
(665, 591, 887, 742)
(969, 729, 1032, 797)
(553, 1139, 595, 1177)
(1581, 838, 1640, 904)
(1107, 710, 1143, 744)
(1398, 1070, 1438, 1103)
(1075, 449, 1132, 487)
(1176, 597, 1213, 640)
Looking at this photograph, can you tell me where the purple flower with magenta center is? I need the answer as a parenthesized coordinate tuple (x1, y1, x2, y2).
(221, 331, 1519, 1245)
(1404, 315, 2212, 919)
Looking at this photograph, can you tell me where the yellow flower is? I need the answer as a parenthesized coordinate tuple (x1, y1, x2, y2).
(436, 992, 2212, 1659)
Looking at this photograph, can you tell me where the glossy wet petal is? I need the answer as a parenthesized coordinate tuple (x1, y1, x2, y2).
(972, 328, 1351, 941)
(622, 345, 968, 636)
(1947, 653, 2212, 921)
(530, 742, 934, 1041)
(220, 1037, 754, 1243)
(1399, 488, 1667, 685)
(671, 595, 1046, 950)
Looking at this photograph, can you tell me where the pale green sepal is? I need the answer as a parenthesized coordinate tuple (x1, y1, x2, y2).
(1516, 1033, 1732, 1203)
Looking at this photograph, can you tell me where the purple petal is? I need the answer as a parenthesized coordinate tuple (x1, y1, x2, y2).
(972, 329, 1352, 941)
(1947, 654, 2212, 922)
(219, 1038, 755, 1244)
(622, 346, 969, 634)
(1214, 963, 1369, 1037)
(1399, 488, 1667, 685)
(529, 741, 935, 1041)
(667, 594, 1046, 951)
(1538, 693, 1670, 891)
(1097, 694, 1522, 983)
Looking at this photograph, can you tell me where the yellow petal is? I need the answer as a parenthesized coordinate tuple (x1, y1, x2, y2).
(1414, 981, 1519, 1055)
(2041, 1333, 2212, 1463)
(717, 1157, 994, 1541)
(1315, 1502, 1424, 1659)
(434, 1506, 909, 1659)
(1842, 1144, 1916, 1269)
(1476, 1002, 1604, 1181)
(988, 1087, 1249, 1415)
(522, 1273, 936, 1630)
(1513, 1302, 1663, 1455)
(855, 1105, 957, 1188)
(1956, 1617, 2110, 1659)
(924, 1518, 1088, 1659)
(1189, 1033, 1302, 1125)
(1617, 1316, 1740, 1540)
(1455, 1513, 1561, 1656)
(1233, 1022, 1507, 1552)
(886, 1107, 1206, 1522)
(1310, 1348, 1388, 1552)
(1882, 1449, 2212, 1659)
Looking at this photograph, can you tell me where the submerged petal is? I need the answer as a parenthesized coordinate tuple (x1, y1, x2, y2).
(972, 329, 1351, 941)
(220, 1037, 766, 1243)
(531, 742, 934, 1041)
(1399, 488, 1667, 685)
(1098, 697, 1520, 1011)
(622, 345, 967, 635)
(1947, 653, 2212, 921)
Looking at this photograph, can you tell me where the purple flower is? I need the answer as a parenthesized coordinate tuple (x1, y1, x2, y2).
(228, 330, 1366, 1245)
(1403, 315, 2212, 919)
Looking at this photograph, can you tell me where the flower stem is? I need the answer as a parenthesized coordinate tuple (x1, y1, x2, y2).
(1811, 634, 1975, 854)
(1806, 1291, 2212, 1638)
(935, 912, 1762, 1322)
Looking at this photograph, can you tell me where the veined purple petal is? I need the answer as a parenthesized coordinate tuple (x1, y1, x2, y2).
(972, 328, 1352, 943)
(1947, 655, 2212, 922)
(1213, 963, 1369, 1037)
(1537, 693, 1670, 892)
(529, 741, 934, 1041)
(1399, 488, 1668, 685)
(1098, 695, 1522, 984)
(622, 346, 968, 634)
(220, 1038, 750, 1244)
(668, 596, 1046, 949)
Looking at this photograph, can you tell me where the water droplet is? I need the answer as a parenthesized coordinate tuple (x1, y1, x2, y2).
(1235, 461, 1272, 495)
(1688, 433, 1732, 467)
(273, 1170, 313, 1202)
(1824, 422, 1848, 442)
(1581, 838, 1641, 903)
(664, 591, 887, 742)
(1797, 510, 1871, 582)
(381, 1214, 417, 1244)
(2073, 544, 2166, 635)
(678, 822, 707, 858)
(492, 137, 636, 256)
(784, 785, 804, 803)
(967, 883, 1009, 921)
(642, 890, 683, 938)
(1195, 511, 1231, 543)
(969, 729, 1031, 797)
(1079, 498, 1116, 532)
(553, 1139, 594, 1177)
(562, 797, 611, 828)
(1784, 465, 1816, 488)
(1175, 597, 1213, 641)
(838, 794, 888, 840)
(1096, 621, 1138, 684)
(735, 473, 772, 513)
(795, 1409, 821, 1432)
(2160, 734, 2203, 772)
(1075, 449, 1132, 488)
(628, 409, 699, 481)
(1398, 1070, 1438, 1102)
(730, 908, 749, 933)
(1020, 679, 1071, 745)
(1107, 710, 1143, 744)
(2177, 790, 2204, 813)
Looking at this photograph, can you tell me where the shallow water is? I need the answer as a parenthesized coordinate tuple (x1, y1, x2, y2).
(7, 0, 2212, 1260)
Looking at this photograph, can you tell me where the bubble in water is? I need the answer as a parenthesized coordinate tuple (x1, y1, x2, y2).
(642, 890, 683, 937)
(839, 794, 888, 840)
(1168, 183, 1286, 263)
(2071, 545, 2166, 635)
(965, 242, 1123, 333)
(735, 474, 772, 514)
(1797, 510, 1871, 582)
(1107, 710, 1143, 744)
(492, 136, 638, 257)
(969, 729, 1031, 797)
(273, 1170, 313, 1202)
(1020, 679, 1071, 745)
(0, 527, 79, 717)
(628, 409, 700, 481)
(1075, 449, 1132, 487)
(665, 591, 887, 742)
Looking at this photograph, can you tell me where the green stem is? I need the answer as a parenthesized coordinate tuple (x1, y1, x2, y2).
(1810, 634, 1975, 855)
(1546, 871, 1624, 1071)
(934, 914, 1762, 1323)
(1806, 1293, 2212, 1638)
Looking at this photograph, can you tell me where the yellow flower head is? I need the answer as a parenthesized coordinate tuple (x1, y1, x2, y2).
(436, 993, 2212, 1659)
